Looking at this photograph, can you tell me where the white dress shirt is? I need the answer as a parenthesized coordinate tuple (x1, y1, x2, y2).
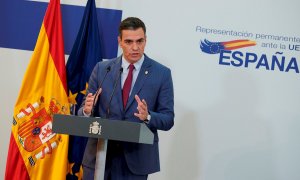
(121, 55, 144, 96)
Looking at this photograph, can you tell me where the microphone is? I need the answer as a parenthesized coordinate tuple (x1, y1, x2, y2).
(106, 67, 123, 118)
(91, 66, 111, 117)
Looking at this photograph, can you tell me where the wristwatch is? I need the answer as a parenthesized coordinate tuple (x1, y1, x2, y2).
(145, 113, 151, 123)
(147, 114, 151, 120)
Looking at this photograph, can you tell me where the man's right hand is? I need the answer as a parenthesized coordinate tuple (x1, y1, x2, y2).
(83, 88, 102, 116)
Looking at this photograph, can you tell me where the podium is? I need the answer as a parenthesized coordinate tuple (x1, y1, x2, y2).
(52, 114, 154, 180)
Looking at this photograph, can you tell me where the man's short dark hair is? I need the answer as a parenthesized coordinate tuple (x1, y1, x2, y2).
(119, 17, 146, 38)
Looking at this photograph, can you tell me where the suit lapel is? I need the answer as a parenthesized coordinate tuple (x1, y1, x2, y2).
(125, 56, 152, 112)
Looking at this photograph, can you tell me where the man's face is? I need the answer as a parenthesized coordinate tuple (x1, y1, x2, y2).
(118, 27, 146, 64)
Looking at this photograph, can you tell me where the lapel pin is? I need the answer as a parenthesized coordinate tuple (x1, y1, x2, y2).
(145, 70, 148, 75)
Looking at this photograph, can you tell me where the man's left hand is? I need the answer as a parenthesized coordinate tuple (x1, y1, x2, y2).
(134, 95, 148, 121)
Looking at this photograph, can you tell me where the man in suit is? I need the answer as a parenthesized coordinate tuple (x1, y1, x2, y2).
(79, 17, 174, 180)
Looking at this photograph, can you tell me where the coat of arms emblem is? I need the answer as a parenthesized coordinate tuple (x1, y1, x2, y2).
(14, 96, 67, 166)
(89, 121, 101, 135)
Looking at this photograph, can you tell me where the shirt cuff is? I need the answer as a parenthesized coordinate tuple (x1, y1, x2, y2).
(83, 109, 91, 117)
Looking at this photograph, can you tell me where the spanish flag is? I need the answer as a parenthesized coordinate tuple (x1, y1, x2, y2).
(5, 0, 70, 179)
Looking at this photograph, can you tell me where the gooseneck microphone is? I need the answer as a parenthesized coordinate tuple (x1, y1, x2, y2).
(91, 65, 111, 117)
(106, 67, 123, 118)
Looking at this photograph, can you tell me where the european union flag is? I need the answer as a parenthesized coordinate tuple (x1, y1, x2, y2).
(200, 39, 225, 54)
(66, 0, 102, 178)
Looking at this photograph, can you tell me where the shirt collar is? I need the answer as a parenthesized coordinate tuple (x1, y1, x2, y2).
(121, 55, 144, 71)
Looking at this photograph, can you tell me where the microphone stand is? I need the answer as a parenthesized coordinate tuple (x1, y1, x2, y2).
(94, 67, 123, 180)
(106, 67, 123, 119)
(91, 66, 111, 117)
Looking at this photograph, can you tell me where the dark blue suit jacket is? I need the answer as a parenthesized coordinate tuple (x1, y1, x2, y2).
(78, 54, 174, 175)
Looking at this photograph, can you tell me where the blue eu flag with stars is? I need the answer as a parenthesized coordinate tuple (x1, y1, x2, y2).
(66, 0, 102, 178)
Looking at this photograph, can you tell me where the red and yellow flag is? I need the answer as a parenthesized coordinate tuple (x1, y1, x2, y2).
(5, 0, 70, 179)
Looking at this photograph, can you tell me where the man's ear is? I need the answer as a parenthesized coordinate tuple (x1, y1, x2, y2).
(118, 36, 122, 47)
(118, 36, 122, 48)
